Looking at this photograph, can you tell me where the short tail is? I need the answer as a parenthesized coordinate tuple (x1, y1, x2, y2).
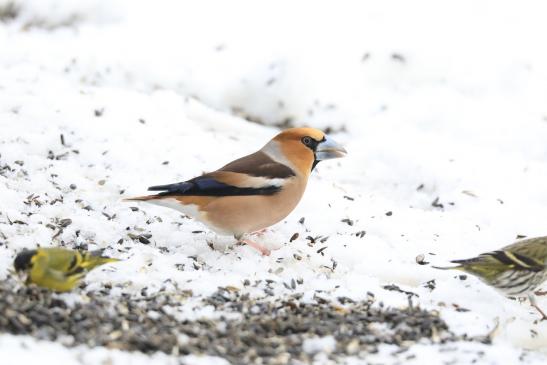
(124, 182, 192, 201)
(83, 252, 120, 271)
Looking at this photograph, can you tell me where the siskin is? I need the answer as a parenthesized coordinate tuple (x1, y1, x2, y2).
(13, 247, 119, 292)
(435, 236, 547, 320)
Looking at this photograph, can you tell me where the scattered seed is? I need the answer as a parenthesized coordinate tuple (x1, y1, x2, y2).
(391, 53, 406, 63)
(431, 197, 444, 209)
(452, 303, 470, 312)
(52, 229, 63, 239)
(58, 218, 72, 228)
(415, 254, 429, 265)
(341, 218, 354, 226)
(354, 230, 366, 238)
(382, 284, 419, 298)
(423, 279, 436, 290)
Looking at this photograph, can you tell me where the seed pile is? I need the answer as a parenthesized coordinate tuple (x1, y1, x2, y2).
(0, 279, 465, 364)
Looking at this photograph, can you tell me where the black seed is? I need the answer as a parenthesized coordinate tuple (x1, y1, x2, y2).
(59, 218, 72, 228)
(431, 197, 443, 209)
(138, 236, 150, 244)
(341, 218, 354, 226)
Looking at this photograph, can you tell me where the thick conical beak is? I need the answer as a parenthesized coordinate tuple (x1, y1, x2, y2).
(315, 135, 347, 160)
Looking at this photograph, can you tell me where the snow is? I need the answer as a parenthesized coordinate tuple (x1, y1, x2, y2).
(303, 336, 337, 355)
(0, 334, 230, 365)
(1, 0, 547, 364)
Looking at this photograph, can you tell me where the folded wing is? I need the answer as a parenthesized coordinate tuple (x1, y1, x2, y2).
(147, 151, 296, 197)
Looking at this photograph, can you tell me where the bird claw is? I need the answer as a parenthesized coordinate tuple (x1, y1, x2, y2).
(259, 248, 271, 256)
(251, 228, 268, 237)
(240, 239, 271, 256)
(535, 290, 547, 296)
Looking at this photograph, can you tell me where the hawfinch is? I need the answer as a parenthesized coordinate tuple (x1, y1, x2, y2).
(126, 128, 346, 255)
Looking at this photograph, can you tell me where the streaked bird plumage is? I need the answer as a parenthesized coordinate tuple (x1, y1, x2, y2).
(435, 236, 547, 320)
(125, 128, 347, 255)
(13, 247, 119, 292)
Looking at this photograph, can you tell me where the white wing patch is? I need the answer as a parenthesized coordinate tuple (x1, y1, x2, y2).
(239, 175, 287, 188)
(147, 198, 201, 219)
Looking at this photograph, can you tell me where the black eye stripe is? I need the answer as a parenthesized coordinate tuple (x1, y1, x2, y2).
(301, 136, 319, 149)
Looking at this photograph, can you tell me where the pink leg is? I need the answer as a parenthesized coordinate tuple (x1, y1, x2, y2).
(240, 239, 271, 256)
(528, 294, 547, 321)
(251, 228, 268, 237)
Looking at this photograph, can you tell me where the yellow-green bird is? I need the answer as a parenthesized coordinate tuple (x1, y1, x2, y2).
(435, 236, 547, 320)
(13, 247, 119, 292)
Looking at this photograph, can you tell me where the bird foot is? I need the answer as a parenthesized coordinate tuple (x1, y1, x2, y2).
(531, 304, 547, 321)
(251, 228, 268, 237)
(240, 239, 271, 256)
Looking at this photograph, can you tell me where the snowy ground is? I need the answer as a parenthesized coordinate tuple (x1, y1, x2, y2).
(1, 0, 547, 363)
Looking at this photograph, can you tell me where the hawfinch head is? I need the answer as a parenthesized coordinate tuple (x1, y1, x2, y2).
(266, 127, 347, 175)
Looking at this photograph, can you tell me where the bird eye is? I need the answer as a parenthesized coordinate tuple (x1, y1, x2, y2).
(302, 137, 313, 146)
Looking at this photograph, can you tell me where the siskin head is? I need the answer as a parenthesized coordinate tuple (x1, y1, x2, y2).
(13, 249, 37, 272)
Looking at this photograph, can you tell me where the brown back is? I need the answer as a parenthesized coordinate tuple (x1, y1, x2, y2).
(218, 151, 295, 179)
